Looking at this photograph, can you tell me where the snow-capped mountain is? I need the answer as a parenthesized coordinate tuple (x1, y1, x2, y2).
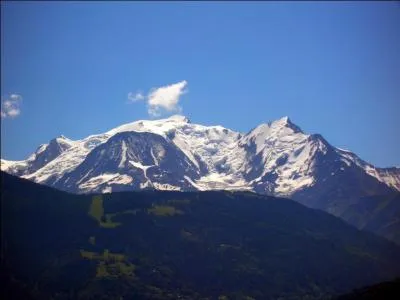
(2, 115, 399, 201)
(3, 115, 400, 244)
(55, 130, 202, 193)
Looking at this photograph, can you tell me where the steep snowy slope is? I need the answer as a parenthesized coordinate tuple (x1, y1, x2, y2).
(106, 115, 242, 175)
(372, 167, 400, 191)
(54, 131, 201, 193)
(20, 134, 111, 186)
(336, 148, 400, 191)
(236, 117, 315, 196)
(1, 136, 75, 178)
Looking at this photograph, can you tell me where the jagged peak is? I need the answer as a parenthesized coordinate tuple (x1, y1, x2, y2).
(277, 116, 290, 123)
(269, 116, 290, 127)
(48, 136, 74, 151)
(246, 123, 270, 136)
(246, 116, 303, 136)
(269, 116, 303, 133)
(51, 134, 72, 142)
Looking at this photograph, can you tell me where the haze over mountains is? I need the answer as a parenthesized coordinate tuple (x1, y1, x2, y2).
(2, 115, 400, 243)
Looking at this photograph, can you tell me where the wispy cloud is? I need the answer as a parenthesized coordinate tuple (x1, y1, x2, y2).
(127, 91, 145, 103)
(127, 80, 188, 118)
(1, 93, 22, 119)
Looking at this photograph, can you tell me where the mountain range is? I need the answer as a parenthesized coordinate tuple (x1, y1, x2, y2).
(2, 115, 400, 243)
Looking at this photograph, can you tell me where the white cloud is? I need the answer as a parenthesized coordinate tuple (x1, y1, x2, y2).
(127, 80, 188, 118)
(147, 80, 187, 113)
(128, 91, 144, 102)
(1, 93, 22, 119)
(6, 108, 21, 118)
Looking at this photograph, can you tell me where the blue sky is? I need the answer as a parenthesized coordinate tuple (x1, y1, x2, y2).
(1, 1, 399, 167)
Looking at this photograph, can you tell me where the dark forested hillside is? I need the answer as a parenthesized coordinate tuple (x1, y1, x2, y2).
(2, 171, 400, 300)
(335, 278, 400, 300)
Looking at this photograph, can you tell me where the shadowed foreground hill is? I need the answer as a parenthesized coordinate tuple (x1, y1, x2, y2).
(336, 278, 400, 300)
(1, 171, 400, 300)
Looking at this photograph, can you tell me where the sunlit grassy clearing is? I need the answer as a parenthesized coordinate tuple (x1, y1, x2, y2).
(147, 205, 184, 216)
(88, 195, 121, 228)
(80, 248, 134, 278)
(89, 195, 104, 222)
(80, 249, 125, 262)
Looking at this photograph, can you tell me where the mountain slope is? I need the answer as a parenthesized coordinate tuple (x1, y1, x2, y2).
(2, 171, 400, 299)
(1, 136, 75, 177)
(2, 115, 399, 244)
(55, 131, 201, 193)
(340, 193, 400, 244)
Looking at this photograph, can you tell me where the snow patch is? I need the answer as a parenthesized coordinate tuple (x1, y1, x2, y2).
(152, 182, 181, 191)
(79, 173, 133, 191)
(102, 186, 112, 193)
(150, 148, 159, 166)
(118, 140, 128, 168)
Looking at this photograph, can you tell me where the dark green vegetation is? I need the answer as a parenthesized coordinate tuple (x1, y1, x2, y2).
(336, 278, 400, 300)
(2, 171, 400, 300)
